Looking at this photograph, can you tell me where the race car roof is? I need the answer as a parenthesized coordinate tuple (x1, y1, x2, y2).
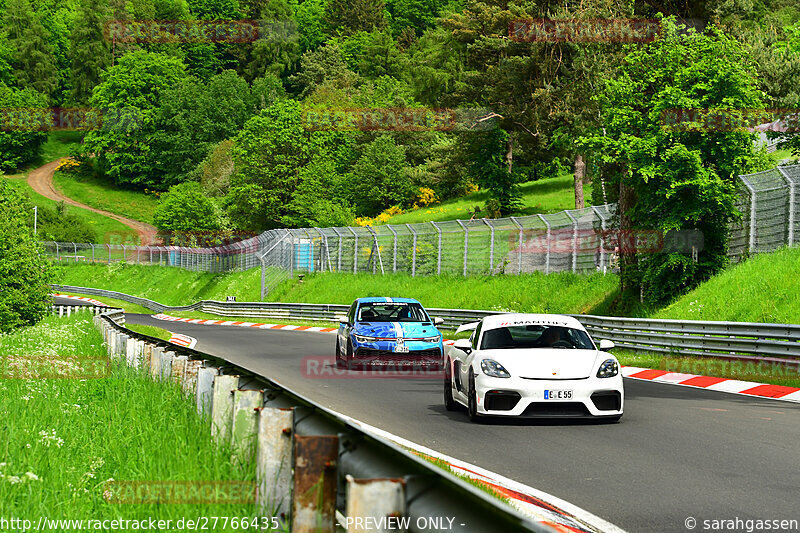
(481, 313, 585, 331)
(356, 297, 422, 304)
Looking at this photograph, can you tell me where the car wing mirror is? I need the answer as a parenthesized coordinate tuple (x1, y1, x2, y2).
(334, 315, 349, 324)
(598, 339, 615, 351)
(453, 338, 472, 355)
(433, 317, 444, 325)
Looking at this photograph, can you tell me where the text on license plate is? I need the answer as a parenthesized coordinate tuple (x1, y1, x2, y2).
(394, 345, 410, 353)
(544, 389, 573, 400)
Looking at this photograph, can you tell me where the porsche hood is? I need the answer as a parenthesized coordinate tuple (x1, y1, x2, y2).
(479, 349, 605, 379)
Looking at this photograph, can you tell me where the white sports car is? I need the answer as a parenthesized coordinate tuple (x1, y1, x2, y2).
(444, 314, 623, 422)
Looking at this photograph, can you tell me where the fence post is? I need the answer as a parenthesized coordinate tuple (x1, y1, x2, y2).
(314, 227, 333, 272)
(430, 222, 442, 275)
(256, 407, 294, 522)
(90, 244, 95, 263)
(211, 374, 240, 444)
(484, 218, 495, 272)
(106, 244, 110, 264)
(538, 214, 551, 274)
(348, 227, 358, 274)
(331, 227, 343, 272)
(590, 206, 607, 273)
(345, 476, 406, 533)
(740, 176, 757, 253)
(72, 242, 77, 261)
(196, 365, 219, 415)
(456, 220, 468, 277)
(55, 242, 59, 261)
(405, 224, 417, 277)
(366, 226, 384, 275)
(292, 435, 338, 533)
(386, 225, 398, 273)
(510, 217, 523, 275)
(778, 167, 795, 246)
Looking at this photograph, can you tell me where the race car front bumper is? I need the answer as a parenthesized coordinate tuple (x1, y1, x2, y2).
(473, 374, 624, 418)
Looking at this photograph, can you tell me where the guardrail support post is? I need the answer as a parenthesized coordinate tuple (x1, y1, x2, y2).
(292, 435, 338, 533)
(257, 407, 294, 523)
(125, 337, 136, 367)
(160, 350, 175, 381)
(211, 374, 240, 444)
(134, 340, 145, 368)
(345, 476, 406, 533)
(231, 389, 263, 464)
(172, 355, 188, 385)
(196, 365, 219, 415)
(182, 359, 202, 397)
(150, 346, 163, 379)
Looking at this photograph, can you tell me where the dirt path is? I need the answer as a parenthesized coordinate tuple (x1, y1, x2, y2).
(27, 158, 158, 244)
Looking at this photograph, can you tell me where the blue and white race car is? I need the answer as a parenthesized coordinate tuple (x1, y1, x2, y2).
(335, 297, 445, 370)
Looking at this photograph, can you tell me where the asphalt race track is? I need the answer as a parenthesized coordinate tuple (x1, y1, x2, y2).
(74, 301, 799, 532)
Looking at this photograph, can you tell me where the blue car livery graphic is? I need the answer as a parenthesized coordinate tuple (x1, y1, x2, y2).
(336, 297, 444, 369)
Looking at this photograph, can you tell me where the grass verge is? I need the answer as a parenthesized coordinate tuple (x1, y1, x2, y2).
(53, 171, 158, 225)
(124, 323, 173, 341)
(384, 173, 589, 225)
(0, 314, 268, 530)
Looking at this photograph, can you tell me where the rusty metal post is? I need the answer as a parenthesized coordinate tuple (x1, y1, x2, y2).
(160, 351, 175, 381)
(345, 476, 406, 533)
(182, 359, 202, 397)
(196, 365, 219, 415)
(172, 355, 188, 385)
(231, 389, 263, 464)
(150, 346, 163, 379)
(142, 343, 153, 372)
(256, 407, 294, 522)
(211, 374, 240, 444)
(292, 435, 339, 533)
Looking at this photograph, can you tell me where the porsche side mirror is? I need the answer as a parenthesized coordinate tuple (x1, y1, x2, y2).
(453, 338, 472, 355)
(334, 315, 349, 324)
(433, 317, 444, 325)
(598, 339, 615, 351)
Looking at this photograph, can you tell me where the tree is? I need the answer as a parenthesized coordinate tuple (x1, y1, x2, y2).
(0, 178, 53, 332)
(153, 182, 226, 244)
(324, 0, 387, 36)
(233, 0, 300, 81)
(84, 51, 189, 189)
(70, 0, 112, 104)
(386, 0, 448, 36)
(5, 0, 58, 99)
(579, 20, 772, 306)
(294, 0, 329, 51)
(349, 135, 413, 216)
(468, 128, 520, 216)
(0, 83, 48, 171)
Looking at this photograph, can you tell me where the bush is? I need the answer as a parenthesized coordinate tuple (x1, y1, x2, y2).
(0, 178, 53, 332)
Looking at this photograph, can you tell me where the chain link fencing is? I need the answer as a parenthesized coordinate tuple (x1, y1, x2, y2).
(42, 164, 800, 297)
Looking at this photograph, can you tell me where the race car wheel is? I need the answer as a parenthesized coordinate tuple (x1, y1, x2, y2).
(345, 340, 355, 370)
(443, 359, 457, 411)
(467, 370, 482, 423)
(335, 339, 345, 369)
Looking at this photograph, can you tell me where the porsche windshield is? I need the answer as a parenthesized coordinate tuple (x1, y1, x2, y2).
(357, 302, 429, 322)
(479, 325, 594, 350)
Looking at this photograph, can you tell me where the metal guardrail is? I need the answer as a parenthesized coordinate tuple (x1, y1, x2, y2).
(58, 285, 800, 366)
(92, 307, 556, 533)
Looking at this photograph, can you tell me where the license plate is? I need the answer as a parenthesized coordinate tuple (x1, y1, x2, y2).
(544, 389, 573, 400)
(394, 345, 409, 353)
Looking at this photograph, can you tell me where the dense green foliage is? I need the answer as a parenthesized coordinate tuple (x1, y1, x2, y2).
(0, 178, 53, 332)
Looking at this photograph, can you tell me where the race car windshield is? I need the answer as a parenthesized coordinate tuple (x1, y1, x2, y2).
(480, 325, 595, 350)
(357, 303, 429, 322)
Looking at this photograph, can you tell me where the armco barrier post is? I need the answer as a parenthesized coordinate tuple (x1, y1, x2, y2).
(211, 374, 240, 444)
(160, 351, 175, 381)
(231, 389, 263, 464)
(256, 407, 294, 522)
(135, 340, 145, 369)
(150, 346, 163, 379)
(125, 336, 136, 366)
(172, 355, 188, 385)
(345, 476, 406, 533)
(292, 435, 338, 533)
(196, 366, 219, 415)
(182, 359, 202, 397)
(142, 343, 153, 371)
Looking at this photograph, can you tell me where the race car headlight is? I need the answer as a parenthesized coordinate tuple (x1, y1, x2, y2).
(421, 335, 441, 343)
(481, 359, 510, 378)
(353, 334, 381, 343)
(597, 359, 619, 378)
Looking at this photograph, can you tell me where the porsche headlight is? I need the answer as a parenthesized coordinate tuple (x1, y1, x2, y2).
(353, 334, 381, 343)
(597, 358, 619, 378)
(481, 359, 510, 378)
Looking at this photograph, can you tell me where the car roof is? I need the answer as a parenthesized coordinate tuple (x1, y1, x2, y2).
(356, 297, 422, 305)
(481, 313, 586, 331)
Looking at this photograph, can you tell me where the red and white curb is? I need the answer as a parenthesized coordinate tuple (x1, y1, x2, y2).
(622, 366, 800, 403)
(167, 333, 197, 349)
(53, 293, 108, 307)
(342, 415, 625, 533)
(152, 313, 338, 333)
(152, 313, 800, 404)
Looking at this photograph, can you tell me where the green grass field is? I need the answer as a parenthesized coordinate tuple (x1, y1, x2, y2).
(0, 314, 266, 530)
(384, 173, 589, 225)
(3, 175, 139, 244)
(124, 322, 173, 341)
(38, 131, 84, 163)
(53, 171, 158, 225)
